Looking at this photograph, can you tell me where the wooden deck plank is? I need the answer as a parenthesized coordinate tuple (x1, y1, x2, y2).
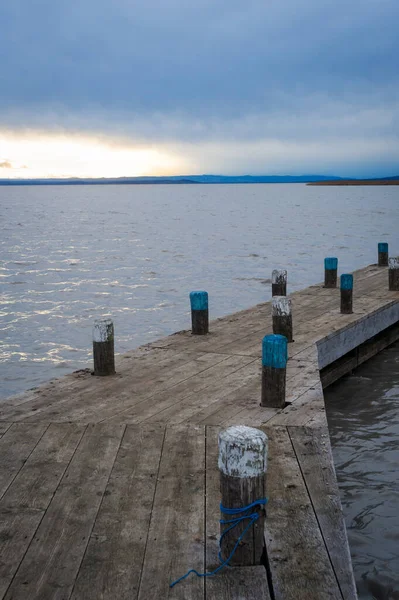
(288, 426, 357, 600)
(165, 362, 262, 426)
(0, 348, 201, 421)
(3, 423, 125, 600)
(0, 424, 12, 439)
(71, 424, 165, 600)
(0, 424, 85, 599)
(189, 371, 260, 426)
(262, 426, 343, 600)
(138, 425, 205, 600)
(0, 424, 49, 500)
(207, 567, 272, 600)
(104, 355, 255, 425)
(6, 352, 228, 424)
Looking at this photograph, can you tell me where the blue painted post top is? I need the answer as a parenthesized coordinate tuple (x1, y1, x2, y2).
(378, 242, 388, 253)
(262, 334, 288, 369)
(340, 274, 353, 290)
(325, 257, 338, 270)
(190, 290, 208, 311)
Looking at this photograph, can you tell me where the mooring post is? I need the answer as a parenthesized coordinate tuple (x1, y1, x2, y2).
(272, 296, 293, 342)
(261, 334, 287, 408)
(389, 257, 399, 291)
(378, 242, 389, 267)
(218, 426, 268, 566)
(272, 269, 287, 296)
(93, 318, 115, 376)
(340, 274, 353, 314)
(324, 257, 338, 288)
(189, 290, 209, 335)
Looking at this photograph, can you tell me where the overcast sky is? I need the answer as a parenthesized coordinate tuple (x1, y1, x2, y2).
(1, 0, 398, 177)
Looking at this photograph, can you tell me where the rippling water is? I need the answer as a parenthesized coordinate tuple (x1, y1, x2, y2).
(326, 343, 399, 599)
(1, 183, 398, 397)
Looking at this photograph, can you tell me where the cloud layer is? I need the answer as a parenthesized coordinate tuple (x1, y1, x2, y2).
(1, 0, 399, 176)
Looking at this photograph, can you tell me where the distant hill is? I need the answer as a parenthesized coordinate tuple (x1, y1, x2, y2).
(0, 174, 343, 186)
(307, 176, 399, 186)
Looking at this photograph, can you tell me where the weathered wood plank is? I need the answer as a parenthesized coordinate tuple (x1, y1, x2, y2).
(0, 424, 12, 439)
(154, 357, 259, 424)
(26, 352, 229, 424)
(3, 423, 125, 600)
(138, 425, 205, 600)
(288, 426, 357, 600)
(262, 426, 342, 600)
(0, 424, 85, 599)
(0, 348, 201, 421)
(62, 352, 230, 424)
(106, 355, 255, 425)
(71, 424, 165, 600)
(266, 385, 325, 427)
(0, 424, 49, 500)
(207, 567, 272, 600)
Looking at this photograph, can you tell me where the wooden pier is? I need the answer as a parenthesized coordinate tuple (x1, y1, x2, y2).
(0, 264, 398, 599)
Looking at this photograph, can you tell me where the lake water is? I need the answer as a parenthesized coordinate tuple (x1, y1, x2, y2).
(325, 342, 399, 600)
(1, 183, 398, 398)
(1, 182, 399, 596)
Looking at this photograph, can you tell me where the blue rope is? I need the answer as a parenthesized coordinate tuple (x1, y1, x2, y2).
(169, 498, 267, 588)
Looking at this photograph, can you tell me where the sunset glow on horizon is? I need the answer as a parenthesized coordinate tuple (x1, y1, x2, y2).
(0, 130, 190, 179)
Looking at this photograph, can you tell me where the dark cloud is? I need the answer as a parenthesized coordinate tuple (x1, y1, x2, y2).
(0, 0, 398, 173)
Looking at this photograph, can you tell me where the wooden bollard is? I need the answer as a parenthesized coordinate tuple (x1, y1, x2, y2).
(272, 269, 287, 296)
(93, 318, 115, 376)
(190, 290, 209, 335)
(340, 274, 353, 314)
(324, 257, 338, 288)
(272, 296, 293, 342)
(218, 426, 268, 566)
(261, 334, 287, 408)
(378, 242, 389, 267)
(389, 257, 399, 291)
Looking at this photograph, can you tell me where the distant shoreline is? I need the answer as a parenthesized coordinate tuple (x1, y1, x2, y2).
(307, 179, 399, 186)
(1, 174, 398, 186)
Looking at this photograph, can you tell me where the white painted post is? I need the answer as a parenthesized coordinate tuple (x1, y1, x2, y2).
(272, 296, 293, 342)
(93, 318, 115, 376)
(218, 426, 268, 566)
(272, 269, 287, 296)
(389, 257, 399, 291)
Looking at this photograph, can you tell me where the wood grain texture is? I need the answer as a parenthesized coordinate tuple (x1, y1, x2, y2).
(0, 424, 85, 599)
(288, 426, 357, 600)
(3, 423, 125, 600)
(0, 424, 48, 500)
(138, 425, 205, 600)
(262, 426, 342, 600)
(206, 567, 272, 600)
(71, 424, 165, 600)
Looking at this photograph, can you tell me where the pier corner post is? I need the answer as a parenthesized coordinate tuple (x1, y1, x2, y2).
(388, 257, 399, 291)
(190, 291, 209, 335)
(272, 269, 287, 296)
(378, 242, 389, 267)
(93, 318, 116, 376)
(272, 296, 293, 342)
(218, 426, 268, 566)
(324, 257, 338, 288)
(340, 274, 353, 314)
(261, 334, 287, 408)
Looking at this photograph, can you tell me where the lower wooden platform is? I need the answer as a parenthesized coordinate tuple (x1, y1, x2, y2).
(0, 264, 397, 599)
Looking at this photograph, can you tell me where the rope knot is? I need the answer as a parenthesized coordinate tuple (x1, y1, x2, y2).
(170, 497, 268, 588)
